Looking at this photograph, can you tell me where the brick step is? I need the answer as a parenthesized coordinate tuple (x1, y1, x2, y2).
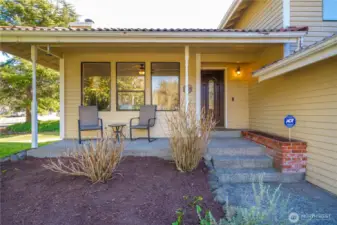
(215, 168, 305, 183)
(211, 131, 242, 138)
(212, 155, 273, 169)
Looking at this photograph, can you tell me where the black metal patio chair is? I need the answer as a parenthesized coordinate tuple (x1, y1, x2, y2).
(78, 106, 103, 144)
(129, 105, 157, 142)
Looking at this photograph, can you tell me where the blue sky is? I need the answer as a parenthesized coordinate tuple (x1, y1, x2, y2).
(0, 0, 232, 62)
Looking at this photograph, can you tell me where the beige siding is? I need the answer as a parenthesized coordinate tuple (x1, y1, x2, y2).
(249, 56, 337, 195)
(64, 51, 251, 138)
(290, 0, 337, 52)
(64, 52, 192, 139)
(201, 61, 253, 129)
(235, 0, 283, 29)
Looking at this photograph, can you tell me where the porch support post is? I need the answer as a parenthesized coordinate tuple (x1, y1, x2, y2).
(184, 45, 189, 112)
(59, 56, 65, 139)
(31, 45, 38, 148)
(195, 53, 201, 119)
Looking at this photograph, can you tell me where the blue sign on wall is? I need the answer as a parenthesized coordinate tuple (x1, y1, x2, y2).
(284, 115, 296, 128)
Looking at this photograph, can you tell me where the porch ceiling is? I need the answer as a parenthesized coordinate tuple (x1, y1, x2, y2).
(0, 42, 280, 70)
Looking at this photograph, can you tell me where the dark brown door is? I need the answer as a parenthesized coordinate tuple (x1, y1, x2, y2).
(201, 70, 224, 127)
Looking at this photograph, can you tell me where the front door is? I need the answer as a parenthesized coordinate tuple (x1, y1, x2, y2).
(201, 70, 224, 127)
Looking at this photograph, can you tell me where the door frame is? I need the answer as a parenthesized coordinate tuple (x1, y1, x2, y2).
(199, 67, 228, 128)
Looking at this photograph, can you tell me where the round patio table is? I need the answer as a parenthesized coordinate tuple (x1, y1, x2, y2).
(108, 123, 127, 142)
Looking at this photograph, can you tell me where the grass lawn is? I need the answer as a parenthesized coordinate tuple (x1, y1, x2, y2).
(6, 120, 59, 133)
(0, 132, 60, 158)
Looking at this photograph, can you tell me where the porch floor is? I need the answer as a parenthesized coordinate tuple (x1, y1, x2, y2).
(27, 137, 260, 159)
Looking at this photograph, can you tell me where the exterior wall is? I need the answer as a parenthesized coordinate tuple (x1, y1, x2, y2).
(235, 0, 283, 29)
(248, 56, 337, 195)
(63, 51, 253, 139)
(201, 62, 252, 129)
(290, 0, 337, 52)
(64, 52, 195, 139)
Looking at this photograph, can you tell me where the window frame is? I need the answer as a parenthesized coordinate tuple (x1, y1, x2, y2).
(81, 62, 112, 111)
(116, 62, 146, 111)
(150, 62, 180, 111)
(323, 0, 337, 21)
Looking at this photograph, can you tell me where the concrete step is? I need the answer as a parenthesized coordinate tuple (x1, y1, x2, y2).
(212, 155, 273, 169)
(211, 131, 241, 138)
(207, 138, 265, 156)
(207, 146, 265, 156)
(216, 168, 305, 183)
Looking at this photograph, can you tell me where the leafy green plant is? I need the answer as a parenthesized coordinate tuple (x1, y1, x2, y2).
(172, 177, 307, 225)
(221, 175, 292, 225)
(172, 196, 219, 225)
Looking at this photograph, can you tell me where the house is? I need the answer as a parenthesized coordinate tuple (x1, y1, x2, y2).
(0, 0, 336, 194)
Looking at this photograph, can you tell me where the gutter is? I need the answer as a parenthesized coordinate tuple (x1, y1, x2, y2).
(0, 30, 308, 42)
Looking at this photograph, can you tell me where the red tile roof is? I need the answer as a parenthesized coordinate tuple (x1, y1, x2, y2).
(0, 26, 308, 33)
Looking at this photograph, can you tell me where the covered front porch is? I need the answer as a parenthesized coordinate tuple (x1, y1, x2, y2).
(0, 26, 307, 146)
(27, 130, 249, 159)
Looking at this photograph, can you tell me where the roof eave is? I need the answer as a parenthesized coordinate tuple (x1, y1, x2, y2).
(0, 30, 307, 44)
(253, 35, 337, 82)
(217, 0, 243, 29)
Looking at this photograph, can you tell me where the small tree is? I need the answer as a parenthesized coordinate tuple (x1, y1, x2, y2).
(0, 58, 59, 122)
(0, 0, 78, 121)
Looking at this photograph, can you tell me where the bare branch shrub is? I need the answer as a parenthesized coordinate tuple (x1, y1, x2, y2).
(166, 102, 216, 172)
(43, 137, 124, 183)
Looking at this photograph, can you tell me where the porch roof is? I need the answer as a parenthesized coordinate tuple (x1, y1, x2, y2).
(0, 25, 308, 70)
(253, 33, 337, 82)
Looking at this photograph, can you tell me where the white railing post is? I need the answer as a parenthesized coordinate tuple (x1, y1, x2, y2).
(31, 45, 38, 148)
(195, 53, 201, 119)
(184, 45, 189, 112)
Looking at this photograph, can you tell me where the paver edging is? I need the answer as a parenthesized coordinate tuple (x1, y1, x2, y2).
(0, 150, 28, 163)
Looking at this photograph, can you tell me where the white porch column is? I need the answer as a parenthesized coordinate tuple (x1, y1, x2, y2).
(31, 45, 38, 148)
(195, 53, 201, 119)
(59, 57, 65, 139)
(184, 45, 189, 112)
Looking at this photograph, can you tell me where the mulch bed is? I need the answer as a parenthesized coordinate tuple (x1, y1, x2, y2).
(1, 156, 223, 225)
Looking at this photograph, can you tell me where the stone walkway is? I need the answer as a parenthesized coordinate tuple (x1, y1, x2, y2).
(206, 162, 337, 225)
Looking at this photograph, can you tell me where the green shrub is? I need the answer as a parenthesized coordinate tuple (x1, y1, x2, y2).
(172, 176, 306, 225)
(7, 120, 59, 133)
(172, 196, 218, 225)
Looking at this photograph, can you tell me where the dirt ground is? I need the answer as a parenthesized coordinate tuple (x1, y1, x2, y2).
(1, 156, 223, 225)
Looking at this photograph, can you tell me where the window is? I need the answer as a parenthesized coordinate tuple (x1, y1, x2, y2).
(323, 0, 337, 20)
(82, 62, 111, 111)
(151, 62, 180, 111)
(116, 62, 145, 110)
